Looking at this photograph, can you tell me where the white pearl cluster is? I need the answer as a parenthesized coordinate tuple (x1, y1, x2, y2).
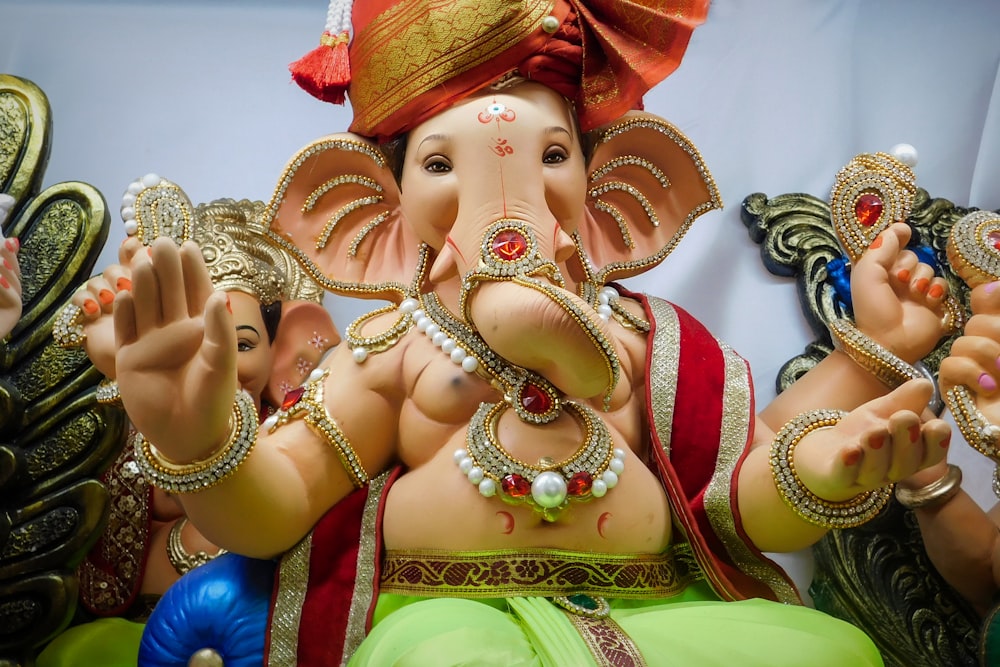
(121, 172, 163, 236)
(398, 297, 479, 373)
(595, 285, 619, 321)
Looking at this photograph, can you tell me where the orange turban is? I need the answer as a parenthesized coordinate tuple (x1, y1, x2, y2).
(305, 0, 711, 142)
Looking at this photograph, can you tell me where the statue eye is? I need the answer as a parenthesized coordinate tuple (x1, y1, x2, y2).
(423, 156, 452, 173)
(543, 147, 569, 164)
(237, 340, 257, 352)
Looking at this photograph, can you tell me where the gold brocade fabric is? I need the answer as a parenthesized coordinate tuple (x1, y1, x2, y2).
(346, 0, 711, 139)
(78, 432, 152, 616)
(380, 542, 702, 598)
(349, 0, 553, 136)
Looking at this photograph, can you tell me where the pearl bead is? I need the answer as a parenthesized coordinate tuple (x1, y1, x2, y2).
(461, 356, 479, 373)
(591, 479, 608, 497)
(479, 478, 497, 497)
(453, 448, 468, 463)
(399, 298, 418, 313)
(541, 15, 559, 33)
(458, 456, 474, 474)
(352, 347, 368, 363)
(262, 414, 278, 431)
(597, 304, 612, 320)
(120, 206, 135, 221)
(441, 339, 457, 354)
(415, 315, 431, 332)
(309, 368, 325, 380)
(602, 470, 619, 489)
(889, 143, 918, 168)
(121, 193, 136, 207)
(450, 348, 467, 363)
(140, 173, 161, 188)
(431, 331, 448, 346)
(126, 181, 144, 195)
(609, 457, 625, 474)
(424, 323, 440, 338)
(531, 471, 567, 508)
(467, 467, 484, 484)
(600, 286, 619, 301)
(123, 220, 138, 235)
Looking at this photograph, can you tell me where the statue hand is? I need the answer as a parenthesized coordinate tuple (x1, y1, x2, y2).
(793, 379, 950, 502)
(849, 222, 952, 362)
(114, 238, 237, 462)
(939, 281, 1000, 425)
(0, 234, 21, 341)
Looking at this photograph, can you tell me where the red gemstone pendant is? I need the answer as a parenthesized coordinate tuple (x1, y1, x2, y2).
(520, 382, 553, 415)
(280, 386, 305, 410)
(567, 472, 593, 496)
(854, 193, 884, 227)
(491, 229, 528, 261)
(501, 474, 531, 498)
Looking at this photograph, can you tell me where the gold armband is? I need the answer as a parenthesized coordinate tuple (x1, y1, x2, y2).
(894, 464, 963, 510)
(944, 384, 1000, 461)
(770, 409, 894, 529)
(828, 318, 921, 388)
(134, 390, 258, 494)
(263, 368, 368, 489)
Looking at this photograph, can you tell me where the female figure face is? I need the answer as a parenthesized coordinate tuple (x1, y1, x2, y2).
(229, 290, 275, 406)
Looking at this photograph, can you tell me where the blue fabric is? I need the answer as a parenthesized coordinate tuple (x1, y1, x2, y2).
(138, 553, 274, 667)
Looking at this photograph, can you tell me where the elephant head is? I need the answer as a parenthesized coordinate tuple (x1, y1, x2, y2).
(263, 81, 718, 399)
(264, 81, 721, 304)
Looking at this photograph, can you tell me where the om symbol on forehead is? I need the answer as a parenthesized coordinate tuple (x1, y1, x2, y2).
(479, 101, 517, 158)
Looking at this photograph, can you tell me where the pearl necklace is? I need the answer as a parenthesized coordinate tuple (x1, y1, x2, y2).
(455, 400, 626, 522)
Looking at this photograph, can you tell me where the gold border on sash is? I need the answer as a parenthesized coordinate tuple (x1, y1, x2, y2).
(646, 297, 681, 458)
(380, 543, 699, 598)
(564, 612, 649, 667)
(703, 343, 801, 604)
(350, 0, 554, 132)
(341, 471, 390, 665)
(268, 533, 312, 667)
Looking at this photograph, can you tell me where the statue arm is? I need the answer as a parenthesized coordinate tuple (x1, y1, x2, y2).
(740, 380, 950, 553)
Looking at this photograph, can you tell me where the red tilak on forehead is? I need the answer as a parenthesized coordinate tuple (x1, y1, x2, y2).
(477, 99, 518, 217)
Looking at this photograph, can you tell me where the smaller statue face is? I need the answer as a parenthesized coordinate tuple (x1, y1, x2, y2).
(230, 290, 275, 406)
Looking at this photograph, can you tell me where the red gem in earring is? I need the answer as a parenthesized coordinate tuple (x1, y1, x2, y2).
(854, 193, 884, 227)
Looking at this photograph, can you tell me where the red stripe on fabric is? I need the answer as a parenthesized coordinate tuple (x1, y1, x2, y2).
(296, 485, 369, 665)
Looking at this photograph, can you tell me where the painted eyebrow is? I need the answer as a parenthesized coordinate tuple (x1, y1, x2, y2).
(236, 325, 261, 337)
(417, 133, 449, 150)
(544, 126, 572, 137)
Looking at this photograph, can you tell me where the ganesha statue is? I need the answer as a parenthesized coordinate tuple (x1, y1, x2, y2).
(37, 183, 339, 666)
(108, 1, 968, 665)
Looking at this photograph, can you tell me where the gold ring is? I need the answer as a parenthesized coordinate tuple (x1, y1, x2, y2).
(941, 295, 966, 336)
(52, 302, 86, 348)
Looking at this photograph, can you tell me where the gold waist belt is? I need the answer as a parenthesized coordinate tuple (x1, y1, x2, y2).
(380, 543, 702, 599)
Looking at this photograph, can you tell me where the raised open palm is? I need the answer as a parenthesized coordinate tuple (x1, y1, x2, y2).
(114, 237, 237, 462)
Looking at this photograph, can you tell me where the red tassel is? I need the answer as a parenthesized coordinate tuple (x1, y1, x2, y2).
(289, 31, 351, 105)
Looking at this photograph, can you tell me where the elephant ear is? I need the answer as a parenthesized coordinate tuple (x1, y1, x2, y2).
(576, 112, 722, 285)
(262, 134, 425, 304)
(264, 301, 341, 408)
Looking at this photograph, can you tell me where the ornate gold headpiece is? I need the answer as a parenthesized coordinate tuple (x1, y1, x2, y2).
(120, 174, 324, 305)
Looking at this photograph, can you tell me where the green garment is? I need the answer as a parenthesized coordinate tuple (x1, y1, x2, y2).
(349, 581, 883, 667)
(36, 617, 143, 667)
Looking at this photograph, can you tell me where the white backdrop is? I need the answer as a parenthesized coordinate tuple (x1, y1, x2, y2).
(3, 0, 1000, 595)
